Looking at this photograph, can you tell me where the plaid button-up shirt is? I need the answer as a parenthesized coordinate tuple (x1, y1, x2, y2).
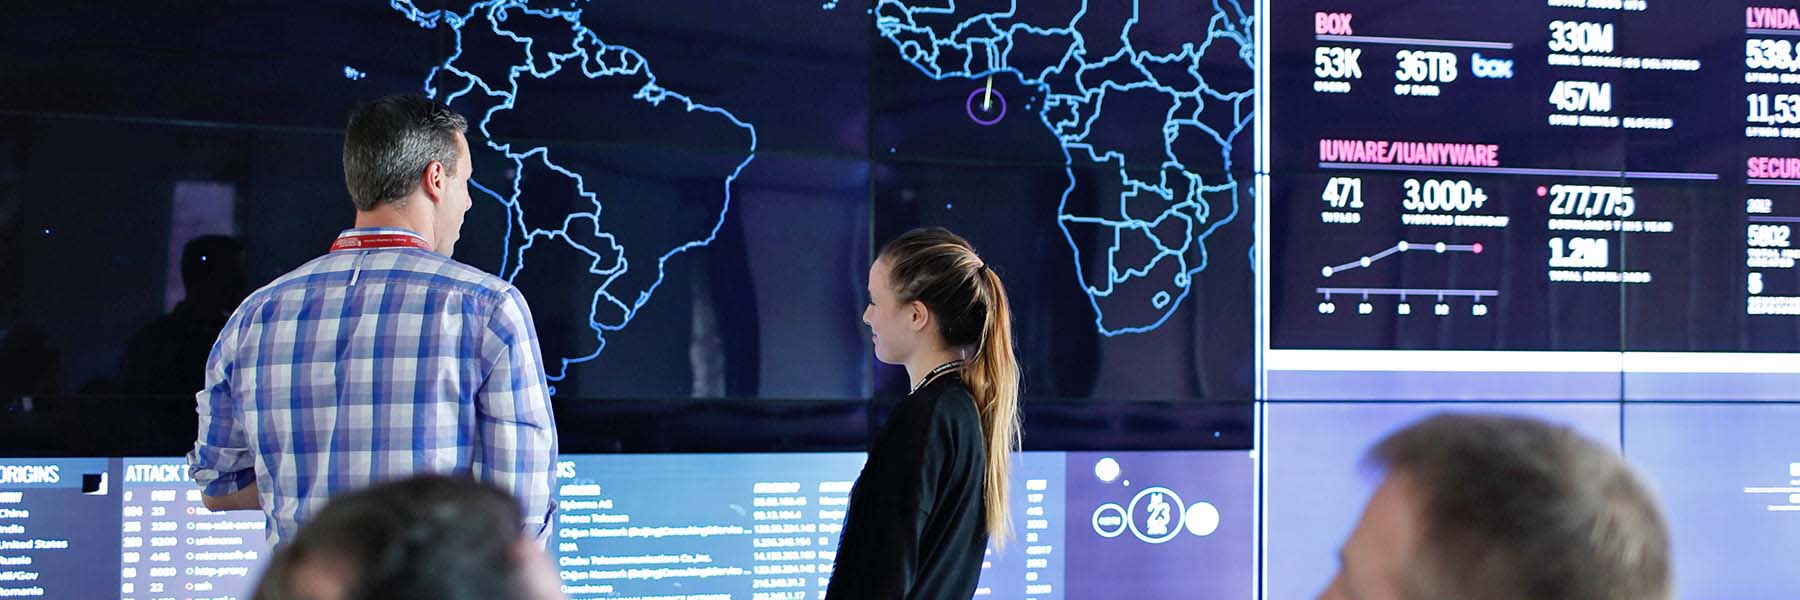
(187, 228, 557, 543)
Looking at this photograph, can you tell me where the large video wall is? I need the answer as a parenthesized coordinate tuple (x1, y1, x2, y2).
(0, 1, 1795, 598)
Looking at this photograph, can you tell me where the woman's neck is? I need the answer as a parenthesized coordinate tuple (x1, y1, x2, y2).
(905, 346, 964, 390)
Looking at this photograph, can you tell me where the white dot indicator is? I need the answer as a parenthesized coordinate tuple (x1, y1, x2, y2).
(1397, 241, 1410, 251)
(1435, 242, 1447, 253)
(1094, 458, 1121, 483)
(1321, 266, 1334, 277)
(1359, 257, 1371, 267)
(1186, 502, 1220, 537)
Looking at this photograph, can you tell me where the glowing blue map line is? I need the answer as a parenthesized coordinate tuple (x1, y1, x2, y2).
(392, 0, 758, 381)
(876, 0, 1254, 335)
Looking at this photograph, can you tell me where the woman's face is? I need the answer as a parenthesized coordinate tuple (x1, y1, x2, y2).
(864, 258, 922, 365)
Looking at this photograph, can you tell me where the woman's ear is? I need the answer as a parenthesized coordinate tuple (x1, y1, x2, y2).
(908, 300, 931, 333)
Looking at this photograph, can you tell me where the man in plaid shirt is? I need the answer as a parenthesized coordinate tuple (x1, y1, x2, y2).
(187, 95, 557, 544)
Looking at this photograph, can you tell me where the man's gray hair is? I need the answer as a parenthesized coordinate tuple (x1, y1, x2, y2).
(1371, 413, 1671, 600)
(342, 95, 468, 211)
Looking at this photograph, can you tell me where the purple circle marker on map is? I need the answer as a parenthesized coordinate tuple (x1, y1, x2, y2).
(966, 87, 1006, 126)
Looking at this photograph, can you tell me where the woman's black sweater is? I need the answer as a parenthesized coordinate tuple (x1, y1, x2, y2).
(826, 372, 989, 599)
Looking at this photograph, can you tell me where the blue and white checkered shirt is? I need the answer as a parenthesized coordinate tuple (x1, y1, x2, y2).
(187, 227, 558, 543)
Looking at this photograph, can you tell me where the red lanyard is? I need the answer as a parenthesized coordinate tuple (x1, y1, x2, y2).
(329, 233, 432, 253)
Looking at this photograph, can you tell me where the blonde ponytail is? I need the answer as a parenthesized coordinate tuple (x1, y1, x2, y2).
(965, 266, 1020, 545)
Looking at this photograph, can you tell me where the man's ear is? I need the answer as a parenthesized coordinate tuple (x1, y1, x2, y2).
(421, 160, 447, 205)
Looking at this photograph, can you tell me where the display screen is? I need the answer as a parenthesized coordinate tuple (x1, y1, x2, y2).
(1263, 0, 1800, 400)
(0, 0, 1256, 405)
(0, 451, 1251, 600)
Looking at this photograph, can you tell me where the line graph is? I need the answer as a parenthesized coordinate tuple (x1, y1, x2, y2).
(1320, 241, 1483, 278)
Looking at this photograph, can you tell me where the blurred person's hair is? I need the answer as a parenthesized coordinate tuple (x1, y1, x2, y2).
(253, 475, 531, 600)
(1371, 413, 1671, 600)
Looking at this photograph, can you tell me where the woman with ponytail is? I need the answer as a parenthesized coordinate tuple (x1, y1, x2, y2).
(826, 228, 1021, 599)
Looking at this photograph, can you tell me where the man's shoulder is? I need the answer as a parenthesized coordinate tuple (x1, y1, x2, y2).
(400, 251, 517, 299)
(278, 251, 513, 296)
(232, 252, 522, 324)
